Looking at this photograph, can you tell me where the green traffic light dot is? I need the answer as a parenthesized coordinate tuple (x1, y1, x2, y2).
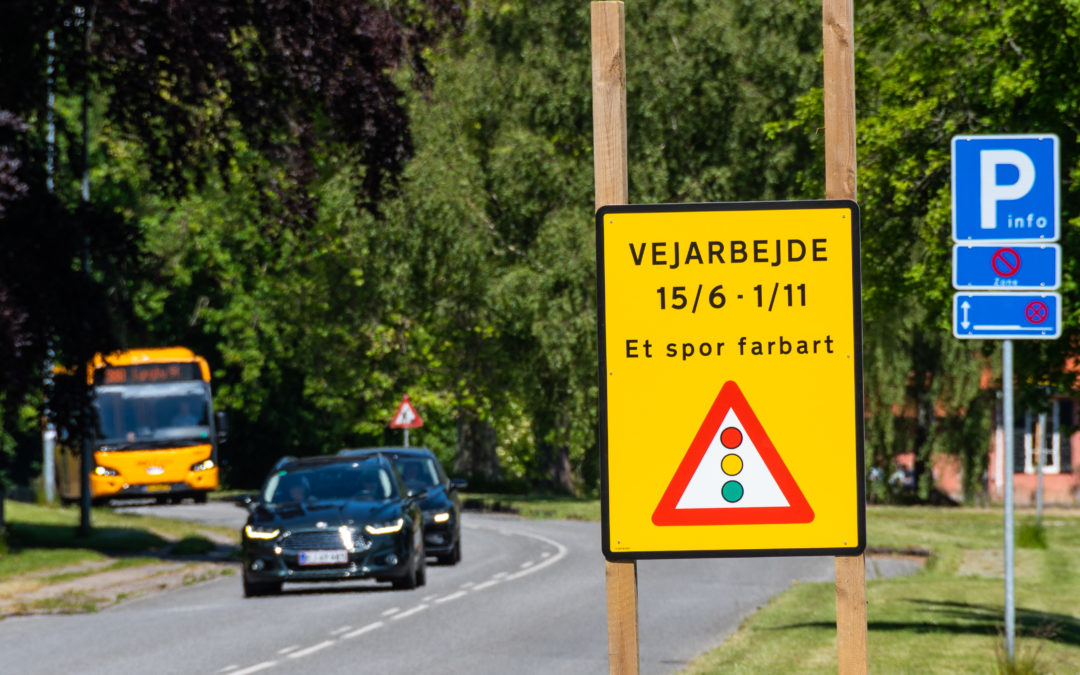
(722, 480, 744, 503)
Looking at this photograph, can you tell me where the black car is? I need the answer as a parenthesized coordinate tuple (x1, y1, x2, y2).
(240, 454, 426, 596)
(339, 447, 466, 565)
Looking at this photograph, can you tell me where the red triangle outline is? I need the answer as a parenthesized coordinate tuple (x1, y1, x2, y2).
(652, 381, 814, 526)
(390, 395, 424, 429)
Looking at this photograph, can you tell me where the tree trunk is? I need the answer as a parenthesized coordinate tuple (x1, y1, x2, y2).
(454, 407, 499, 481)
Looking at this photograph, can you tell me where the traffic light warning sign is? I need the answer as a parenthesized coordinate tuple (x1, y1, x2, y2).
(652, 381, 813, 526)
(597, 201, 865, 559)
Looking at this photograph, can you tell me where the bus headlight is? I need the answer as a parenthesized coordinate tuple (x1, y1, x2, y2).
(190, 459, 216, 472)
(93, 466, 119, 477)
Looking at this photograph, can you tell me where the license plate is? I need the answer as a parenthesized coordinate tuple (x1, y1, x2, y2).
(146, 484, 171, 492)
(298, 550, 348, 566)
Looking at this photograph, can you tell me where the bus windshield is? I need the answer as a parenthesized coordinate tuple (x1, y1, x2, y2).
(95, 381, 212, 445)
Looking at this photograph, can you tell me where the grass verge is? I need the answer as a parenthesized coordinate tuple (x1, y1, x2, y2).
(0, 501, 236, 582)
(463, 492, 600, 521)
(684, 506, 1080, 674)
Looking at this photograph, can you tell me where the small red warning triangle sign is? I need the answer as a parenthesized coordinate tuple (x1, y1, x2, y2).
(390, 395, 424, 429)
(652, 381, 813, 526)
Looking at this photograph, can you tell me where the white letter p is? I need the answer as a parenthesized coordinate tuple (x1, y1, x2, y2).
(980, 149, 1035, 229)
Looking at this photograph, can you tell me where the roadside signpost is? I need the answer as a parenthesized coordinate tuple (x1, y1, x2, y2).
(592, 2, 868, 672)
(597, 201, 865, 558)
(952, 293, 1061, 339)
(950, 132, 1061, 662)
(952, 134, 1059, 242)
(389, 394, 423, 447)
(952, 244, 1060, 290)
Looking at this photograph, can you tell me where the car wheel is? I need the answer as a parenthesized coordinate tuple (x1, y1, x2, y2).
(437, 539, 461, 566)
(392, 556, 420, 590)
(416, 555, 427, 587)
(243, 573, 281, 597)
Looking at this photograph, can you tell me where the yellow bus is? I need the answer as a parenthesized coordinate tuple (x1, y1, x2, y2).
(55, 347, 225, 504)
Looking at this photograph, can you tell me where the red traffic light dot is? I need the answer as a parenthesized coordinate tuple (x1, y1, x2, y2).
(720, 427, 742, 449)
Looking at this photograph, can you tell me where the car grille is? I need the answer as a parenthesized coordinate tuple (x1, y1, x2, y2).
(282, 530, 347, 551)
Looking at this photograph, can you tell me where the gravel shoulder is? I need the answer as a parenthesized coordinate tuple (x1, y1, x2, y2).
(0, 528, 239, 618)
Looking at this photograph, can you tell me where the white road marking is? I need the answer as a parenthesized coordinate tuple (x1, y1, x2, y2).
(276, 645, 299, 655)
(342, 621, 384, 639)
(231, 662, 277, 675)
(220, 520, 570, 674)
(503, 530, 570, 581)
(435, 590, 467, 604)
(288, 640, 335, 659)
(391, 604, 429, 620)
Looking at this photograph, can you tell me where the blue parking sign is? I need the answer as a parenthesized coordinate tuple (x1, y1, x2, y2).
(952, 134, 1059, 242)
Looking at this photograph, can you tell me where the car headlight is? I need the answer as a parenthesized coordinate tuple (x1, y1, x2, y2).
(93, 466, 119, 477)
(365, 518, 404, 535)
(190, 459, 216, 472)
(432, 512, 451, 523)
(244, 524, 281, 540)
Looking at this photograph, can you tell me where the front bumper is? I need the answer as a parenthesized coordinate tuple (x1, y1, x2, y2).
(422, 519, 457, 555)
(242, 533, 414, 583)
(90, 468, 218, 499)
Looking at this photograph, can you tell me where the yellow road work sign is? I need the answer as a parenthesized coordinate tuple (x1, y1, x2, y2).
(596, 201, 865, 559)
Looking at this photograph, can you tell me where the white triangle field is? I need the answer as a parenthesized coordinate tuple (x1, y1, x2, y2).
(675, 409, 790, 510)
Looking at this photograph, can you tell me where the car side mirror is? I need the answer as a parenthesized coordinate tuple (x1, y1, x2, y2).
(215, 411, 229, 442)
(236, 493, 257, 511)
(450, 478, 468, 492)
(407, 489, 429, 502)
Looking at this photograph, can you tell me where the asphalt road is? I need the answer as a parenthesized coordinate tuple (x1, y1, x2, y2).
(0, 502, 915, 674)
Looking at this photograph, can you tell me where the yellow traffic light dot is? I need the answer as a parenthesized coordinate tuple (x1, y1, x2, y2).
(721, 453, 743, 476)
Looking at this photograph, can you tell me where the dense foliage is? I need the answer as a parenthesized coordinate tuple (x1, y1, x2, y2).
(2, 0, 1079, 501)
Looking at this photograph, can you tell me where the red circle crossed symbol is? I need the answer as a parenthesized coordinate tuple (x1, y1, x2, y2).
(991, 248, 1021, 278)
(1025, 301, 1049, 324)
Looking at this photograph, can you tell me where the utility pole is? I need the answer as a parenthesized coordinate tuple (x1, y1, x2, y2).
(77, 4, 94, 537)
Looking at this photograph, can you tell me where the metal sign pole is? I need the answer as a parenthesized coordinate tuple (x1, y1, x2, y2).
(1002, 338, 1015, 660)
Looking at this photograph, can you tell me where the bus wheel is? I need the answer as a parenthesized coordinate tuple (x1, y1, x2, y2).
(193, 492, 208, 504)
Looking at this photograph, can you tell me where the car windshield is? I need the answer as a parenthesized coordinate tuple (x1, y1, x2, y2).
(393, 456, 441, 489)
(262, 463, 397, 504)
(94, 381, 211, 445)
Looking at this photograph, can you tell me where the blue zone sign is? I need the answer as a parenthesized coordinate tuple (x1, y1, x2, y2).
(952, 244, 1060, 290)
(952, 134, 1059, 242)
(953, 292, 1061, 339)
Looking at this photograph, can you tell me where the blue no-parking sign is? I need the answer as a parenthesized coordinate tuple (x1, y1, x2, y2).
(952, 134, 1059, 242)
(953, 292, 1061, 340)
(952, 243, 1060, 290)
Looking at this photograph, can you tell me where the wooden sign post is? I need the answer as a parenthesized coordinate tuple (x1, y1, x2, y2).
(592, 3, 638, 674)
(594, 0, 867, 672)
(823, 0, 869, 673)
